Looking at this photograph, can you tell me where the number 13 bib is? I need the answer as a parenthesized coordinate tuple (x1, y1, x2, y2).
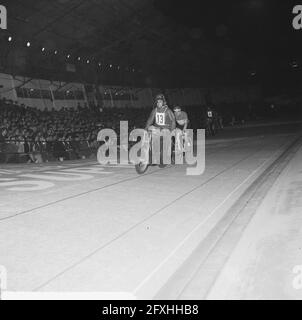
(155, 112, 166, 126)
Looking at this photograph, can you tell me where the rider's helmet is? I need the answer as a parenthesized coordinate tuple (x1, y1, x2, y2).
(155, 93, 166, 105)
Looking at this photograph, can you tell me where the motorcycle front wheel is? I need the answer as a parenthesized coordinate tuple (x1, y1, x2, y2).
(135, 161, 149, 174)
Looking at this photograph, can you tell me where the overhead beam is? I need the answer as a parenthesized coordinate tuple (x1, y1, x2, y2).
(13, 76, 33, 89)
(33, 0, 87, 38)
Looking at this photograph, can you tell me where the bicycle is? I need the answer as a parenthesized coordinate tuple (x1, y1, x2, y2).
(205, 118, 217, 136)
(175, 129, 193, 154)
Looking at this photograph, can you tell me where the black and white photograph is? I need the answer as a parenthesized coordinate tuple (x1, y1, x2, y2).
(0, 0, 302, 304)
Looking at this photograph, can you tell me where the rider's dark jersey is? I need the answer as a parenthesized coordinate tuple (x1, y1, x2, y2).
(146, 106, 176, 130)
(175, 111, 188, 130)
(206, 109, 213, 119)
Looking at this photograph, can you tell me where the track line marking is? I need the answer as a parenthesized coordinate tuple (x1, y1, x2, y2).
(32, 144, 272, 292)
(132, 144, 287, 296)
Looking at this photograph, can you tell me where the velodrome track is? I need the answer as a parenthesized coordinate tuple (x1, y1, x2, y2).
(1, 122, 302, 299)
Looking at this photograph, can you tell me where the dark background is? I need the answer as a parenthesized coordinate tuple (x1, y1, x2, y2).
(0, 0, 301, 92)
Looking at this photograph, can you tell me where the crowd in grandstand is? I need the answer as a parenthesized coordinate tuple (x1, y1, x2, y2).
(0, 97, 149, 163)
(0, 95, 289, 163)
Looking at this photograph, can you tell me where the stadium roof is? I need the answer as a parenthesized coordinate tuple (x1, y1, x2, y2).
(0, 0, 300, 88)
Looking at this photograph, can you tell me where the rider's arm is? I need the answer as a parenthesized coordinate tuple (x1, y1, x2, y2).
(183, 112, 189, 131)
(145, 109, 156, 130)
(168, 109, 176, 130)
(183, 119, 188, 131)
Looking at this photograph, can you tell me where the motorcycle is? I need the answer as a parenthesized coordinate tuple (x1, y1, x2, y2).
(135, 129, 191, 174)
(135, 129, 175, 174)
